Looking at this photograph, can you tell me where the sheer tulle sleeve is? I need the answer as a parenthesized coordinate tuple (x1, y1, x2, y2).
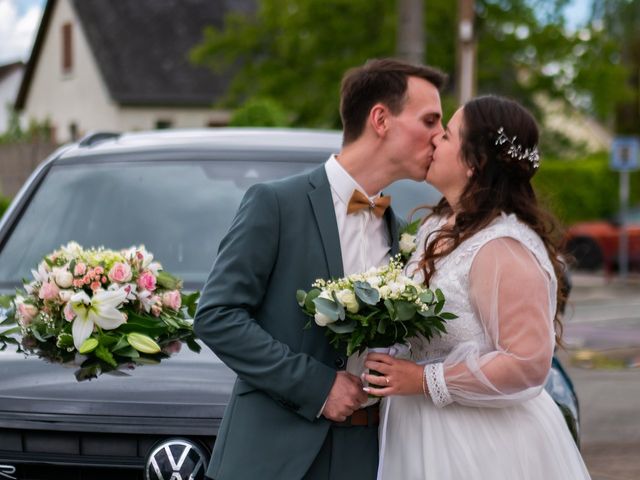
(425, 237, 556, 408)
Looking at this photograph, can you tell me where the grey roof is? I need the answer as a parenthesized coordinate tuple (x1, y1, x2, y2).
(0, 62, 24, 83)
(16, 0, 255, 109)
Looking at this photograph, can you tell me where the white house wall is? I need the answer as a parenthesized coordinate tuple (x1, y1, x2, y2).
(23, 0, 227, 143)
(0, 67, 23, 133)
(23, 0, 119, 143)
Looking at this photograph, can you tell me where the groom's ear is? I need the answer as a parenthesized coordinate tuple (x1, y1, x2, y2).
(370, 103, 389, 138)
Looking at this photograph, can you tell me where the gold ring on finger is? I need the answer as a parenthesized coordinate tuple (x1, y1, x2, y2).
(385, 376, 390, 385)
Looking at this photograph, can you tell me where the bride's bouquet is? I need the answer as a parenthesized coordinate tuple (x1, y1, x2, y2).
(3, 242, 199, 377)
(296, 256, 456, 356)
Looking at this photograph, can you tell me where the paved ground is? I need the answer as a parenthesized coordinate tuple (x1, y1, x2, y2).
(561, 272, 640, 479)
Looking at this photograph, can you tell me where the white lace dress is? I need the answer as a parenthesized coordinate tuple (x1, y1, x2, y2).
(378, 213, 590, 479)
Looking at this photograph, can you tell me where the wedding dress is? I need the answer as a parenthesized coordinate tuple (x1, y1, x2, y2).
(378, 212, 591, 479)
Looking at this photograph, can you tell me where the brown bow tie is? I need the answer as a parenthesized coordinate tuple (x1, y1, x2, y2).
(347, 190, 391, 218)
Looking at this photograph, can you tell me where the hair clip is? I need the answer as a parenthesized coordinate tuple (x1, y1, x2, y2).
(495, 127, 540, 169)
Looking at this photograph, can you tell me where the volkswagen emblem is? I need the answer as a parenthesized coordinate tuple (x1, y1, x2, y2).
(144, 438, 209, 480)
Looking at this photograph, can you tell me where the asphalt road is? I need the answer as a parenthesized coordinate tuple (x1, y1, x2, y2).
(561, 273, 640, 480)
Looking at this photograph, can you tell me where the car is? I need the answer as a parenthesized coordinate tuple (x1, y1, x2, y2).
(566, 207, 640, 272)
(0, 128, 580, 480)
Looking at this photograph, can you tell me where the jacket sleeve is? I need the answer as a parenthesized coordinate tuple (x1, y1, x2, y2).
(193, 183, 336, 421)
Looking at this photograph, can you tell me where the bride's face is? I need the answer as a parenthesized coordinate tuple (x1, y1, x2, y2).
(427, 107, 471, 203)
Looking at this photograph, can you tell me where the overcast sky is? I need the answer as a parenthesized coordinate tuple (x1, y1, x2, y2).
(0, 0, 593, 66)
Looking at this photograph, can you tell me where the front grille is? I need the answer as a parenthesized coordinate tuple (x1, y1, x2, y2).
(0, 428, 213, 480)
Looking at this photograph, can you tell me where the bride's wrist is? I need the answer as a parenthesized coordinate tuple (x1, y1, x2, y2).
(422, 365, 430, 399)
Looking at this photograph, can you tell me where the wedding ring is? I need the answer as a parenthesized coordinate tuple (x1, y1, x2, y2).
(385, 376, 390, 385)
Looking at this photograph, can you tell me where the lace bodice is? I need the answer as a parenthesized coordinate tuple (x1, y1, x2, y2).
(404, 213, 557, 408)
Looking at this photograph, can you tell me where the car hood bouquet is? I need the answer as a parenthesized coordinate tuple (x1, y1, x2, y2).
(3, 242, 199, 377)
(296, 256, 456, 356)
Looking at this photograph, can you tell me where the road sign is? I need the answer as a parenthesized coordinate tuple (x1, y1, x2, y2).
(610, 137, 640, 171)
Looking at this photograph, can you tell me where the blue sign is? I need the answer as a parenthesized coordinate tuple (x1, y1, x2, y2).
(610, 137, 640, 171)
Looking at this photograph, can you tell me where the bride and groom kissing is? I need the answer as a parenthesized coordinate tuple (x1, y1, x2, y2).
(194, 58, 590, 479)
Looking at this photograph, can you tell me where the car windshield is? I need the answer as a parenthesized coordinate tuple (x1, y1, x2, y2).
(0, 157, 440, 290)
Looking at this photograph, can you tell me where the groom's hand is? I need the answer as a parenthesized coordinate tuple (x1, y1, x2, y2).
(321, 371, 367, 422)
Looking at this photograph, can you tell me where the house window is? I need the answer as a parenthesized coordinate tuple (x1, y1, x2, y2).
(62, 23, 73, 74)
(155, 120, 173, 129)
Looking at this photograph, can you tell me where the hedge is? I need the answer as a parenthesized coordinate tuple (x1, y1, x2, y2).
(533, 152, 640, 225)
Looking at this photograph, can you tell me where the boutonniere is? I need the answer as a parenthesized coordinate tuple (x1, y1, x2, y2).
(399, 218, 421, 264)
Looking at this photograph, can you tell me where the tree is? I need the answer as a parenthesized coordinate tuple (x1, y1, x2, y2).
(588, 0, 640, 133)
(191, 0, 629, 138)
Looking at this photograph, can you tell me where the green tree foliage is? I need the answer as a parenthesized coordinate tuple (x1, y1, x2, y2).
(588, 0, 640, 133)
(191, 0, 629, 135)
(229, 97, 290, 126)
(534, 154, 639, 224)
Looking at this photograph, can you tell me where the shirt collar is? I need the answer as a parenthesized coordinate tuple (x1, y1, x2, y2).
(325, 154, 381, 206)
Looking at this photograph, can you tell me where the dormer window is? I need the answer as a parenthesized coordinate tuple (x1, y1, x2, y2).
(62, 23, 73, 74)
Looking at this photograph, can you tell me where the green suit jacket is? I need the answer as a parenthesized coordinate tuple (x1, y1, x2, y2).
(194, 165, 401, 479)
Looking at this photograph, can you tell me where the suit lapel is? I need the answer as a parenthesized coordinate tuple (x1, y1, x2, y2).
(308, 166, 344, 279)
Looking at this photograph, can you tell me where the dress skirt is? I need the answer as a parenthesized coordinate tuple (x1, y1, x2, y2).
(378, 390, 591, 479)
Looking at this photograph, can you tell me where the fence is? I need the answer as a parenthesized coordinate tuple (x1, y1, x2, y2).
(0, 141, 58, 197)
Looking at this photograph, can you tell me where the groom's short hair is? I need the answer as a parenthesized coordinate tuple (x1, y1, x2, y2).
(340, 58, 447, 145)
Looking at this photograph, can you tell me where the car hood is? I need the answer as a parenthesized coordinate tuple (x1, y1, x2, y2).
(0, 343, 236, 433)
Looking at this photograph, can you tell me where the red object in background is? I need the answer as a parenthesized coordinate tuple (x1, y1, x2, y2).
(565, 208, 640, 271)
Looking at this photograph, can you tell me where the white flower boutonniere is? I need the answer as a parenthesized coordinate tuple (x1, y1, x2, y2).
(399, 218, 421, 263)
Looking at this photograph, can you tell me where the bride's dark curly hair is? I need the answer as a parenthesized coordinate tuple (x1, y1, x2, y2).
(418, 95, 567, 344)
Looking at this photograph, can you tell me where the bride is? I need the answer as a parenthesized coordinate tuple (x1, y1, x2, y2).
(363, 95, 591, 479)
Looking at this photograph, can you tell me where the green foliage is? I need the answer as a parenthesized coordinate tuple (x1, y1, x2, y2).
(533, 153, 640, 224)
(191, 0, 628, 142)
(0, 107, 53, 144)
(229, 97, 290, 126)
(0, 195, 10, 218)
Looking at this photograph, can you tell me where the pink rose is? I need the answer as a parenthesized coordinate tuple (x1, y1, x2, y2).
(137, 271, 157, 291)
(90, 281, 101, 291)
(39, 281, 60, 301)
(74, 263, 87, 276)
(161, 290, 181, 311)
(17, 303, 38, 326)
(108, 262, 133, 283)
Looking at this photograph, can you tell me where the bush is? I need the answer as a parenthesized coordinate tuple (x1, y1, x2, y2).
(229, 97, 290, 127)
(533, 152, 640, 225)
(0, 195, 11, 219)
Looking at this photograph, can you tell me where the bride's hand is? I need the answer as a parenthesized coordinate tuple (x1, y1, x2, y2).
(362, 352, 425, 397)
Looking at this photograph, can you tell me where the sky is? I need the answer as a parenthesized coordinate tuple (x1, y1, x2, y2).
(0, 0, 594, 66)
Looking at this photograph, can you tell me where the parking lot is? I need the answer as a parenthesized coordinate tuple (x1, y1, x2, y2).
(561, 272, 640, 479)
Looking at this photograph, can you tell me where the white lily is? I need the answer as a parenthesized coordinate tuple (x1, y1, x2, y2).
(70, 288, 128, 350)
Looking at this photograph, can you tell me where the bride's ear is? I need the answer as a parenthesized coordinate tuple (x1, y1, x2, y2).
(466, 168, 474, 178)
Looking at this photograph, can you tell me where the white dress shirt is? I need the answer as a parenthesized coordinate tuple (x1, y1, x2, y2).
(322, 155, 392, 411)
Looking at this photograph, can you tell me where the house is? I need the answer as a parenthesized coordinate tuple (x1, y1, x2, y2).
(0, 62, 25, 133)
(15, 0, 254, 143)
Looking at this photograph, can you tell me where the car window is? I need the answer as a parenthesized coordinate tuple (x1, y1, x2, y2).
(0, 158, 440, 290)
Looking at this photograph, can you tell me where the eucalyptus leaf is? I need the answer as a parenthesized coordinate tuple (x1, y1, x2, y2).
(304, 289, 321, 313)
(326, 319, 356, 334)
(419, 290, 435, 304)
(296, 290, 307, 307)
(394, 301, 417, 321)
(313, 297, 341, 321)
(354, 281, 380, 305)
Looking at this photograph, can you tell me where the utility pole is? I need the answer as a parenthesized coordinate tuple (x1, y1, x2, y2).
(397, 0, 424, 64)
(456, 0, 476, 104)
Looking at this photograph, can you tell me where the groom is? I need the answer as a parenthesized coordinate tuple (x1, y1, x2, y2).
(194, 58, 445, 480)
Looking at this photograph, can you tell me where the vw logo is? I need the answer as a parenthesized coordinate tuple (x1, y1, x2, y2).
(144, 438, 209, 480)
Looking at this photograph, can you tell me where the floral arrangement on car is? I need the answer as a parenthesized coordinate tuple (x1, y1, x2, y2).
(296, 256, 456, 357)
(1, 242, 199, 380)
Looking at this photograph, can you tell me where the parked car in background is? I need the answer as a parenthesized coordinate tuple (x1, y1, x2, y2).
(566, 207, 640, 271)
(0, 129, 579, 480)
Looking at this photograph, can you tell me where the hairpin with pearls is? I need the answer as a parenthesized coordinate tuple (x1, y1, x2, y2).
(495, 127, 540, 169)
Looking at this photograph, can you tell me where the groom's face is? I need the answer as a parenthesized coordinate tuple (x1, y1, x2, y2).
(385, 76, 443, 181)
